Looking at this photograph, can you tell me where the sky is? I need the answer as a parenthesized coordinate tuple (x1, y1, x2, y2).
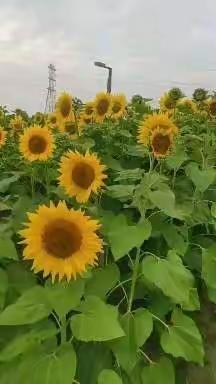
(0, 0, 216, 113)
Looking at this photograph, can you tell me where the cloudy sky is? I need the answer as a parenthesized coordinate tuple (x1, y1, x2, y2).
(0, 0, 216, 113)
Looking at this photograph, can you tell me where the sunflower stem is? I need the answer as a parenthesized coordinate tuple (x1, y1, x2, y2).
(127, 248, 140, 313)
(61, 317, 67, 344)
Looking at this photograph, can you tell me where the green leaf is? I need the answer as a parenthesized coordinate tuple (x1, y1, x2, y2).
(115, 169, 142, 182)
(161, 308, 204, 365)
(102, 155, 122, 171)
(110, 310, 153, 374)
(202, 244, 216, 289)
(71, 296, 124, 342)
(141, 357, 175, 384)
(85, 264, 120, 299)
(211, 203, 216, 217)
(0, 237, 18, 260)
(12, 196, 37, 231)
(0, 286, 51, 325)
(7, 263, 36, 294)
(45, 278, 85, 318)
(98, 369, 122, 384)
(19, 343, 76, 384)
(106, 185, 135, 201)
(142, 252, 194, 304)
(102, 213, 151, 261)
(181, 288, 200, 311)
(186, 163, 216, 193)
(0, 269, 8, 310)
(162, 223, 188, 256)
(166, 147, 188, 169)
(0, 175, 20, 193)
(149, 189, 185, 219)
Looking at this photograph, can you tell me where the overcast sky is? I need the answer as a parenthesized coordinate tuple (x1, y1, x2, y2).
(0, 0, 216, 113)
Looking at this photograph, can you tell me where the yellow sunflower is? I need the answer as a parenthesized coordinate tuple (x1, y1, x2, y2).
(0, 127, 7, 148)
(207, 98, 216, 117)
(57, 112, 79, 139)
(56, 92, 73, 119)
(47, 112, 58, 128)
(177, 98, 197, 113)
(83, 101, 95, 117)
(138, 113, 178, 146)
(59, 151, 107, 203)
(78, 112, 93, 130)
(10, 115, 25, 132)
(160, 92, 176, 114)
(19, 125, 55, 162)
(151, 128, 174, 158)
(110, 94, 127, 120)
(93, 92, 111, 122)
(19, 201, 103, 281)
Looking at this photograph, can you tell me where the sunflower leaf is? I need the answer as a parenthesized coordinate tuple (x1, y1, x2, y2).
(141, 357, 175, 384)
(98, 369, 122, 384)
(85, 264, 120, 299)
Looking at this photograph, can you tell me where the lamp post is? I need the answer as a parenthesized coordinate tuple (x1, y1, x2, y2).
(94, 61, 112, 93)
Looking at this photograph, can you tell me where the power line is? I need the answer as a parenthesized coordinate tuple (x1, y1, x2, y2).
(44, 64, 56, 113)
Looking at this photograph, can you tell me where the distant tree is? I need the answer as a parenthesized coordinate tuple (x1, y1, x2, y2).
(168, 87, 184, 101)
(13, 108, 29, 121)
(193, 88, 208, 102)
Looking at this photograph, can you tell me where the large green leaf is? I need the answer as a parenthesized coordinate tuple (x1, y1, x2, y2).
(7, 263, 36, 294)
(19, 343, 76, 384)
(45, 278, 85, 318)
(102, 213, 151, 261)
(71, 296, 124, 342)
(0, 286, 51, 325)
(160, 308, 204, 365)
(0, 237, 18, 260)
(106, 185, 135, 201)
(98, 369, 122, 384)
(148, 189, 185, 219)
(202, 244, 216, 289)
(110, 309, 153, 374)
(186, 163, 216, 193)
(142, 251, 194, 304)
(161, 223, 188, 256)
(166, 147, 188, 169)
(141, 357, 175, 384)
(85, 264, 120, 299)
(0, 269, 8, 310)
(0, 175, 20, 193)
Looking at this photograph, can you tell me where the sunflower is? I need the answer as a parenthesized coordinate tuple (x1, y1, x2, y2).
(47, 112, 58, 128)
(177, 98, 197, 114)
(160, 92, 176, 114)
(83, 101, 94, 117)
(19, 201, 103, 281)
(0, 127, 7, 148)
(57, 112, 79, 139)
(19, 125, 55, 161)
(111, 94, 127, 119)
(56, 92, 73, 119)
(93, 92, 111, 122)
(10, 115, 24, 132)
(59, 151, 107, 203)
(78, 112, 93, 130)
(151, 128, 173, 158)
(207, 99, 216, 117)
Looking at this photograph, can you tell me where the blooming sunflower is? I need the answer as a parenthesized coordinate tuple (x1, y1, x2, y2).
(0, 127, 7, 148)
(111, 94, 127, 119)
(177, 98, 197, 114)
(58, 112, 79, 139)
(47, 112, 58, 128)
(138, 113, 178, 146)
(59, 151, 107, 203)
(10, 115, 24, 132)
(56, 92, 73, 119)
(93, 92, 111, 122)
(151, 128, 173, 158)
(160, 92, 176, 114)
(19, 125, 55, 162)
(83, 101, 94, 117)
(19, 201, 103, 281)
(207, 99, 216, 117)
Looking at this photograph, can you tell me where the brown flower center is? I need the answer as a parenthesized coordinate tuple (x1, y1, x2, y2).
(97, 98, 109, 116)
(0, 132, 2, 141)
(60, 99, 72, 118)
(28, 135, 47, 154)
(50, 116, 57, 124)
(210, 101, 216, 115)
(65, 122, 76, 135)
(43, 219, 82, 259)
(72, 162, 95, 189)
(85, 106, 94, 115)
(152, 133, 171, 155)
(112, 102, 121, 113)
(83, 117, 91, 124)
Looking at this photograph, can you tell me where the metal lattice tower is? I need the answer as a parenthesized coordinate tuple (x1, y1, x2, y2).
(44, 64, 56, 113)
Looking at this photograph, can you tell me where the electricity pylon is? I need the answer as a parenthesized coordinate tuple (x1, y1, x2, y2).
(44, 64, 56, 113)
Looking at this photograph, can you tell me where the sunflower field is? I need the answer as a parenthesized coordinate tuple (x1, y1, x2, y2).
(0, 87, 215, 383)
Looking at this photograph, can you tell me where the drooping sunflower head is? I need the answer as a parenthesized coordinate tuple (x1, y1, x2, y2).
(0, 127, 7, 148)
(19, 125, 55, 162)
(19, 201, 103, 281)
(207, 98, 216, 117)
(59, 151, 107, 203)
(47, 112, 58, 128)
(177, 98, 197, 114)
(111, 94, 127, 119)
(56, 92, 73, 119)
(160, 92, 176, 113)
(93, 92, 111, 122)
(151, 128, 173, 158)
(83, 101, 95, 117)
(10, 115, 25, 132)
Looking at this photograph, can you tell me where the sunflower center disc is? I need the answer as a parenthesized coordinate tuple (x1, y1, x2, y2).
(51, 116, 57, 124)
(29, 135, 47, 154)
(112, 102, 121, 113)
(210, 102, 216, 115)
(97, 99, 109, 116)
(152, 133, 171, 155)
(43, 219, 82, 259)
(60, 101, 71, 118)
(72, 162, 95, 189)
(86, 106, 93, 115)
(65, 122, 76, 134)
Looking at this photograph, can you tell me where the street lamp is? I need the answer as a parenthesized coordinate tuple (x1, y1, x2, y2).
(94, 61, 112, 93)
